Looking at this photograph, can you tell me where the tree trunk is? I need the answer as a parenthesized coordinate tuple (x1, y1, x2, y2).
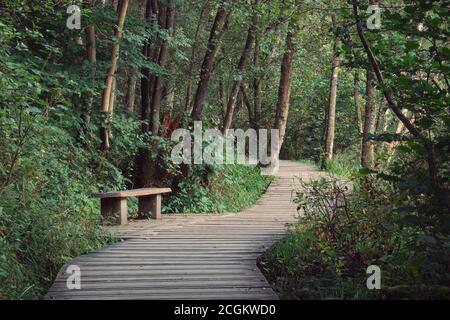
(126, 71, 137, 112)
(361, 68, 377, 168)
(324, 14, 341, 161)
(81, 0, 97, 126)
(100, 0, 130, 150)
(135, 0, 155, 188)
(219, 81, 227, 120)
(354, 3, 449, 213)
(252, 35, 262, 130)
(165, 87, 175, 115)
(85, 26, 96, 63)
(108, 77, 117, 141)
(150, 0, 174, 136)
(385, 109, 413, 158)
(240, 84, 253, 127)
(135, 0, 174, 188)
(123, 0, 146, 114)
(375, 96, 386, 133)
(353, 3, 439, 177)
(184, 1, 210, 113)
(273, 27, 298, 160)
(140, 0, 156, 133)
(83, 23, 96, 125)
(386, 113, 407, 154)
(354, 69, 363, 134)
(253, 20, 282, 130)
(191, 2, 230, 121)
(222, 0, 259, 133)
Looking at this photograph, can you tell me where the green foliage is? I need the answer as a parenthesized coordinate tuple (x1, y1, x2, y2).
(323, 148, 361, 178)
(0, 110, 121, 299)
(261, 174, 450, 300)
(0, 8, 138, 299)
(269, 1, 450, 299)
(341, 0, 450, 214)
(164, 164, 272, 213)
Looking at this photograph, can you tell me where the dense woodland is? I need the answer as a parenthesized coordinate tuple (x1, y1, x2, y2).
(0, 0, 449, 299)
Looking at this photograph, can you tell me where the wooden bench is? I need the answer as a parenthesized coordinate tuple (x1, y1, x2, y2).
(92, 188, 172, 225)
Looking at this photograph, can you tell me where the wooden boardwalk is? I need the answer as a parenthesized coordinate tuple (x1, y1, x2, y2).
(46, 160, 325, 300)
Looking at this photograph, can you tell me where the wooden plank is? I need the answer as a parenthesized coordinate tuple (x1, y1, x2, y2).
(47, 287, 277, 300)
(50, 279, 271, 292)
(92, 188, 172, 199)
(54, 272, 264, 280)
(66, 266, 262, 272)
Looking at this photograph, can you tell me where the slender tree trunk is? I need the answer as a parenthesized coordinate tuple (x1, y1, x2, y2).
(324, 14, 341, 161)
(361, 68, 377, 167)
(147, 0, 161, 119)
(253, 20, 282, 130)
(85, 26, 96, 63)
(122, 0, 145, 114)
(150, 0, 174, 136)
(382, 109, 392, 135)
(165, 87, 175, 115)
(135, 0, 155, 188)
(126, 71, 137, 112)
(233, 90, 244, 122)
(375, 96, 386, 133)
(219, 81, 227, 120)
(108, 77, 117, 141)
(273, 27, 298, 160)
(141, 0, 156, 133)
(191, 3, 230, 121)
(142, 0, 161, 131)
(135, 0, 174, 188)
(81, 0, 97, 127)
(184, 1, 209, 113)
(100, 0, 130, 150)
(240, 84, 253, 127)
(252, 36, 262, 130)
(83, 21, 96, 125)
(386, 111, 407, 155)
(222, 0, 259, 133)
(354, 70, 363, 134)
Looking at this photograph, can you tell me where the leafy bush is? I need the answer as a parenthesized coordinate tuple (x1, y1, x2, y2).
(0, 22, 138, 298)
(0, 113, 121, 299)
(260, 176, 450, 300)
(322, 148, 361, 178)
(164, 164, 272, 214)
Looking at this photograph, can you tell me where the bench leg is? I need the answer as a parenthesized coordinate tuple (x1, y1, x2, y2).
(138, 194, 161, 220)
(101, 198, 128, 225)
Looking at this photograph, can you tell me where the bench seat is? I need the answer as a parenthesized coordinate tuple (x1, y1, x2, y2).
(92, 188, 172, 225)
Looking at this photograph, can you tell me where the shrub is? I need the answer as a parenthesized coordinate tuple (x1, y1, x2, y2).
(259, 176, 450, 300)
(0, 114, 121, 299)
(164, 164, 272, 214)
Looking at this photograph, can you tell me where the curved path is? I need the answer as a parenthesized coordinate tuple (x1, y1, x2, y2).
(46, 161, 325, 300)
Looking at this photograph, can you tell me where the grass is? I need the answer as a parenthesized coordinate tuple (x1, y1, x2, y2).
(258, 230, 374, 300)
(163, 164, 273, 214)
(296, 159, 316, 166)
(322, 151, 361, 178)
(297, 149, 361, 178)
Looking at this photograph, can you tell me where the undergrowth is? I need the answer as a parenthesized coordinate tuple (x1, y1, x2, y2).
(163, 164, 273, 214)
(259, 176, 450, 300)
